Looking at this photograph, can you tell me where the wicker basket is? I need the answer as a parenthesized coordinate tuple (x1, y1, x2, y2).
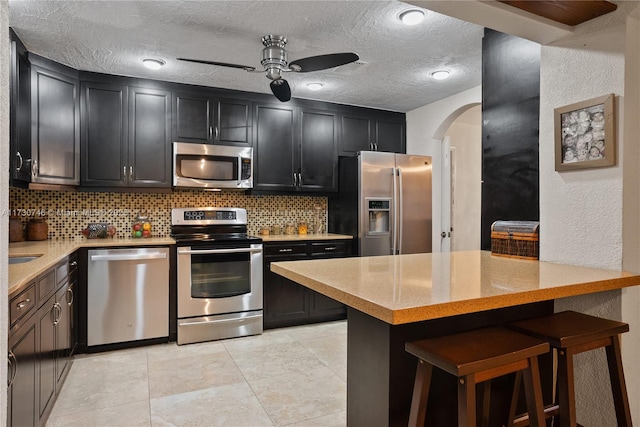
(491, 220, 539, 260)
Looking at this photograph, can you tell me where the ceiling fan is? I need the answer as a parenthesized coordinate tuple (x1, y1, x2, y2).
(178, 35, 359, 102)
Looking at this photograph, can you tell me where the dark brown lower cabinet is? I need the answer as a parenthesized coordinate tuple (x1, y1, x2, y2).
(8, 315, 37, 427)
(263, 239, 351, 329)
(8, 254, 77, 427)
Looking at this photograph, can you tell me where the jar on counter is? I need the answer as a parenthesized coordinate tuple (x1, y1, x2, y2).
(132, 215, 152, 238)
(271, 224, 282, 235)
(297, 220, 308, 235)
(284, 222, 296, 235)
(26, 218, 48, 241)
(260, 227, 270, 236)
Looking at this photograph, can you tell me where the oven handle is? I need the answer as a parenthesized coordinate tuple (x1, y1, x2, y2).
(177, 247, 263, 255)
(179, 314, 263, 326)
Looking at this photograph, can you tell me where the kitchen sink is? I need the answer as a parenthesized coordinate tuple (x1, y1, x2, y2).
(8, 255, 42, 265)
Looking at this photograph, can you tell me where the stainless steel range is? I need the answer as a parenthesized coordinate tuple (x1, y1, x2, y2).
(171, 207, 263, 345)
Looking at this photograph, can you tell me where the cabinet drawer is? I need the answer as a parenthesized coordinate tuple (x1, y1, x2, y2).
(265, 243, 307, 257)
(56, 259, 69, 285)
(38, 269, 56, 305)
(10, 281, 36, 327)
(311, 241, 350, 256)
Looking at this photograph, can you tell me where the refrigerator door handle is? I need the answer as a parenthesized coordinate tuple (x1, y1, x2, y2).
(398, 167, 403, 255)
(392, 167, 398, 255)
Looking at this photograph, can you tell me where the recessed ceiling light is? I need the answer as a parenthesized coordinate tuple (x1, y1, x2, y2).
(431, 70, 450, 80)
(307, 83, 324, 91)
(399, 9, 425, 26)
(142, 58, 165, 70)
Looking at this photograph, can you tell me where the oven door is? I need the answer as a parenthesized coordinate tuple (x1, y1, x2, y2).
(177, 243, 263, 318)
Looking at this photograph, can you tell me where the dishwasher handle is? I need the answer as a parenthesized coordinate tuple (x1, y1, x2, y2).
(90, 253, 168, 262)
(177, 247, 262, 255)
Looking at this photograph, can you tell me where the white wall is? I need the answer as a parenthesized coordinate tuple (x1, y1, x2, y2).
(1, 0, 11, 421)
(539, 9, 628, 425)
(444, 106, 481, 251)
(406, 85, 481, 251)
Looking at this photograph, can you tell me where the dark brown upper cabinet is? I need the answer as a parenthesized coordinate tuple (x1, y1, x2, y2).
(253, 103, 338, 193)
(81, 81, 171, 189)
(9, 29, 31, 186)
(172, 91, 252, 146)
(339, 110, 405, 156)
(29, 55, 80, 186)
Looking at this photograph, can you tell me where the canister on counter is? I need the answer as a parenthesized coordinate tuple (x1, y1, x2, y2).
(132, 214, 152, 238)
(284, 222, 295, 235)
(297, 220, 308, 235)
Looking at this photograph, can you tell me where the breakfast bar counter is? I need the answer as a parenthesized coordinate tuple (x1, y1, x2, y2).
(271, 251, 640, 426)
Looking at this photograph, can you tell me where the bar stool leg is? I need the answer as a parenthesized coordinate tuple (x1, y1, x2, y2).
(458, 375, 476, 427)
(522, 356, 546, 427)
(605, 335, 632, 427)
(557, 348, 577, 427)
(481, 381, 492, 427)
(507, 371, 522, 427)
(408, 360, 433, 427)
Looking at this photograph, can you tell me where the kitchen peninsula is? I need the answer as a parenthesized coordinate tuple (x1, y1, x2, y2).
(271, 250, 640, 426)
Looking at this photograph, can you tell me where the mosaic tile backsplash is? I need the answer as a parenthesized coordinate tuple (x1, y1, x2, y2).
(8, 188, 328, 240)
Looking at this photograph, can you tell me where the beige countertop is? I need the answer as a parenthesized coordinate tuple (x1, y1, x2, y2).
(258, 233, 353, 242)
(271, 250, 640, 325)
(8, 237, 175, 296)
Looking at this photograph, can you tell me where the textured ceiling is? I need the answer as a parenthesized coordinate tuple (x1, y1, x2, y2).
(8, 0, 484, 113)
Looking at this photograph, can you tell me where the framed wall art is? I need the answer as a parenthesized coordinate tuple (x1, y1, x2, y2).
(554, 93, 615, 171)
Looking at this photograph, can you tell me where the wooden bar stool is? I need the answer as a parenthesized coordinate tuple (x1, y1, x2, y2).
(509, 311, 632, 427)
(405, 327, 549, 427)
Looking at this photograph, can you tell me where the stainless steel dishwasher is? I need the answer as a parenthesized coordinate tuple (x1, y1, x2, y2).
(87, 247, 169, 346)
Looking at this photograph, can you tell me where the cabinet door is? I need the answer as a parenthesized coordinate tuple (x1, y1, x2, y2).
(81, 81, 128, 187)
(263, 259, 309, 329)
(128, 87, 172, 187)
(9, 29, 31, 184)
(38, 297, 57, 421)
(8, 317, 37, 427)
(375, 119, 405, 153)
(216, 98, 252, 146)
(253, 103, 296, 191)
(173, 93, 211, 143)
(339, 113, 372, 156)
(55, 282, 71, 387)
(30, 64, 80, 185)
(308, 241, 349, 319)
(299, 109, 338, 192)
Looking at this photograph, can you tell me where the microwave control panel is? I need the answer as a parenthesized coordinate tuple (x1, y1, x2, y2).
(241, 158, 252, 179)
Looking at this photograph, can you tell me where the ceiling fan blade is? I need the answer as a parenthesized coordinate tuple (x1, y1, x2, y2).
(289, 52, 359, 72)
(177, 57, 256, 72)
(270, 79, 291, 102)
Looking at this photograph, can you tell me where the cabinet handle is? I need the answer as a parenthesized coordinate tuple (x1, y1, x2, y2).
(324, 246, 337, 251)
(209, 126, 213, 140)
(16, 151, 23, 172)
(292, 173, 297, 186)
(123, 166, 127, 180)
(67, 287, 74, 306)
(7, 351, 17, 388)
(374, 143, 379, 151)
(129, 166, 133, 182)
(214, 125, 219, 140)
(52, 302, 62, 325)
(278, 248, 293, 253)
(31, 159, 37, 177)
(15, 298, 31, 310)
(298, 173, 302, 186)
(70, 260, 78, 267)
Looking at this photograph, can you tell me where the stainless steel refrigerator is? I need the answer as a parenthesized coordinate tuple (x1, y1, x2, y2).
(329, 151, 432, 256)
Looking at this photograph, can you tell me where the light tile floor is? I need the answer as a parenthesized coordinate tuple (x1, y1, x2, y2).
(46, 321, 348, 427)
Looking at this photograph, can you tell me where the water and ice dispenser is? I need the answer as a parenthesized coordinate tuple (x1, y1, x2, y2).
(367, 199, 390, 234)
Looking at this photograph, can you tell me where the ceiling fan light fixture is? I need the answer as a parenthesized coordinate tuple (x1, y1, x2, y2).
(430, 70, 450, 80)
(142, 58, 165, 70)
(399, 9, 425, 26)
(307, 83, 324, 91)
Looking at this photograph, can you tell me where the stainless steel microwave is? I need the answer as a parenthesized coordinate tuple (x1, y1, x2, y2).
(173, 142, 253, 190)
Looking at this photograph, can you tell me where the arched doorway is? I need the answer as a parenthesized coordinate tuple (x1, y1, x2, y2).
(431, 102, 481, 252)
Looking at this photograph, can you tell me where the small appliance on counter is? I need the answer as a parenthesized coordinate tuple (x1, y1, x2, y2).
(171, 207, 263, 345)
